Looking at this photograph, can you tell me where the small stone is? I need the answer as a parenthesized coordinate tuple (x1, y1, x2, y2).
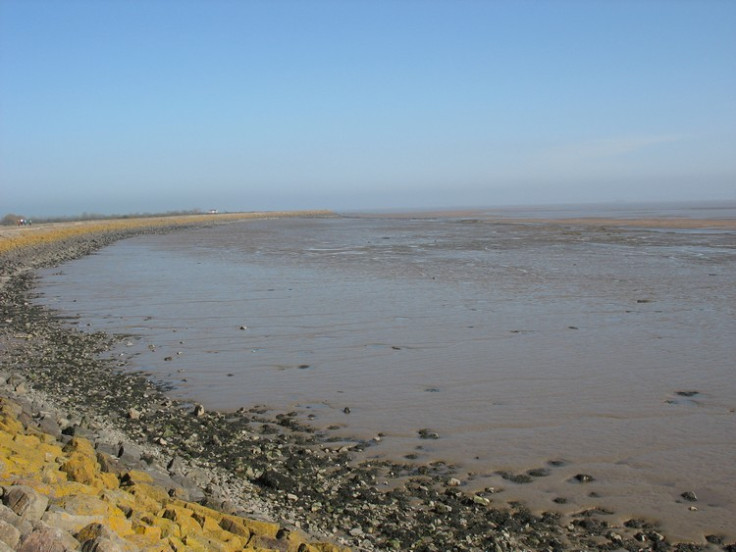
(680, 491, 698, 502)
(649, 531, 665, 542)
(127, 408, 140, 420)
(447, 478, 462, 487)
(418, 428, 440, 439)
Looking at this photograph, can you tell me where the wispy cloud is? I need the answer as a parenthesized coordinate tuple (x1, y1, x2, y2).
(538, 134, 687, 166)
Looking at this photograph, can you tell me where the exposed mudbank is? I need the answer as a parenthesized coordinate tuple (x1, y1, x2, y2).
(1, 223, 733, 551)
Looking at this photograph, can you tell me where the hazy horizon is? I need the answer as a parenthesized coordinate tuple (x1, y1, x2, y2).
(2, 1, 734, 217)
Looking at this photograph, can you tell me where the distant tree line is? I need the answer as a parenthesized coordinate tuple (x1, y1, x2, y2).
(1, 209, 211, 226)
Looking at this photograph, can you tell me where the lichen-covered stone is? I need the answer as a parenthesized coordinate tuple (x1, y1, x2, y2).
(60, 453, 100, 486)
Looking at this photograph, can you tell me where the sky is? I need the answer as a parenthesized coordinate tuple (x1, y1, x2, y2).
(1, 0, 735, 217)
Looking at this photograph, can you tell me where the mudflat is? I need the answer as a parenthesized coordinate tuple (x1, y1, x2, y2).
(2, 210, 735, 552)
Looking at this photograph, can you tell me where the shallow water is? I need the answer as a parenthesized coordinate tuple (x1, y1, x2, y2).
(36, 208, 736, 541)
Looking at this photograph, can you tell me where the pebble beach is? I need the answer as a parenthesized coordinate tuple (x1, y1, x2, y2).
(1, 213, 734, 552)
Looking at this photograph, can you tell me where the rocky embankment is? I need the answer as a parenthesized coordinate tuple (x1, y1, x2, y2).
(1, 223, 733, 552)
(0, 393, 346, 552)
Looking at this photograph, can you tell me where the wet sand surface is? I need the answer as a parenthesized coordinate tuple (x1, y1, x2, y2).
(32, 208, 736, 542)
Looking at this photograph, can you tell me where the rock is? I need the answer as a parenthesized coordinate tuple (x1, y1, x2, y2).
(572, 473, 595, 483)
(169, 475, 205, 503)
(74, 522, 115, 543)
(126, 409, 140, 420)
(80, 537, 127, 552)
(0, 519, 21, 548)
(649, 531, 665, 542)
(447, 478, 462, 487)
(76, 523, 129, 552)
(418, 428, 440, 439)
(40, 512, 102, 536)
(17, 522, 79, 552)
(36, 414, 62, 440)
(166, 456, 185, 476)
(116, 442, 143, 464)
(60, 453, 99, 485)
(3, 486, 49, 522)
(680, 491, 698, 502)
(0, 504, 32, 537)
(256, 470, 295, 491)
(95, 452, 124, 476)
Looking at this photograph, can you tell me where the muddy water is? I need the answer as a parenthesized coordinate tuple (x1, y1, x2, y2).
(36, 211, 736, 541)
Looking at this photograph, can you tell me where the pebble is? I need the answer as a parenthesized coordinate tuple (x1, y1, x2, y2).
(418, 428, 440, 439)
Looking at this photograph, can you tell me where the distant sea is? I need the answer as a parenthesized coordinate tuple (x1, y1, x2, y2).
(36, 202, 736, 541)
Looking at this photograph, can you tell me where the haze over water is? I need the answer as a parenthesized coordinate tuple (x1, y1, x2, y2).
(36, 204, 736, 542)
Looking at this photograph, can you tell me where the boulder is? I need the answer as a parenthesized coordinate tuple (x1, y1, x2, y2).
(0, 518, 21, 548)
(17, 522, 79, 552)
(3, 485, 49, 522)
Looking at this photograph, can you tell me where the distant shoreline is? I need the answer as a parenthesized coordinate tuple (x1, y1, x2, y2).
(354, 209, 736, 229)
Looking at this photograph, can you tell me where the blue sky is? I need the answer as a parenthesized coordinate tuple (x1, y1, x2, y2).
(1, 0, 735, 217)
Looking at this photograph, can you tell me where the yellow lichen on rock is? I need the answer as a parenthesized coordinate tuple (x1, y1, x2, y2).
(0, 396, 351, 552)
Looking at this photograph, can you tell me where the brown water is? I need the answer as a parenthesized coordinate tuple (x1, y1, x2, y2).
(36, 208, 736, 541)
